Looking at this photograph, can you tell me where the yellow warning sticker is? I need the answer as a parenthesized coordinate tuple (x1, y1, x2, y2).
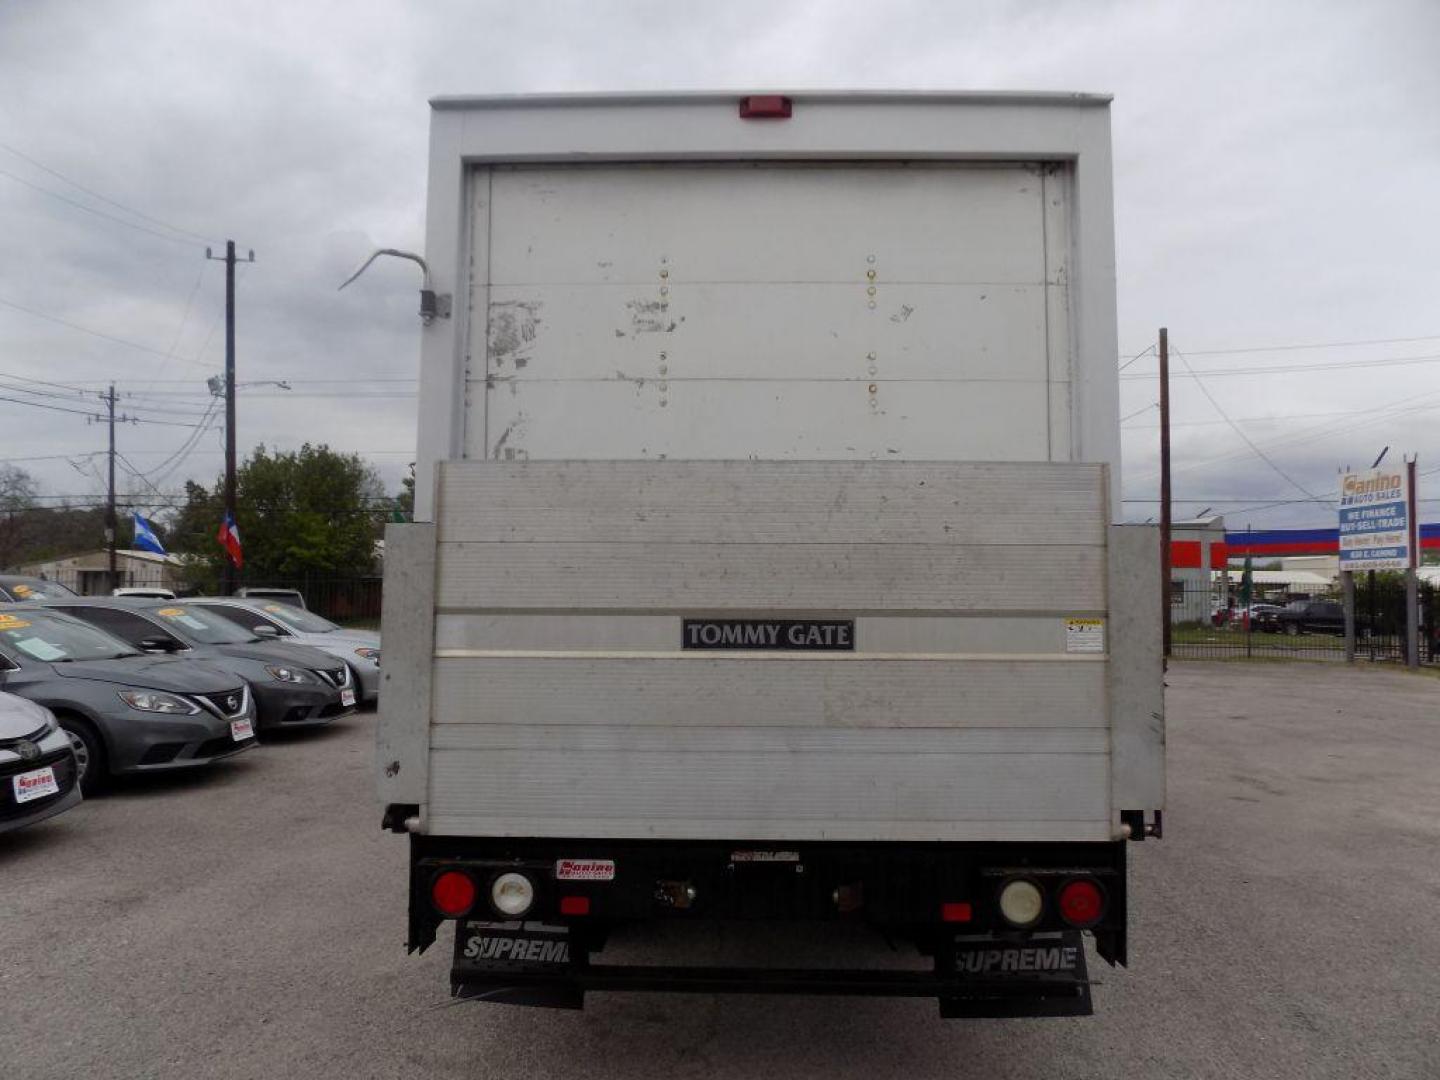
(1065, 618, 1105, 653)
(0, 614, 32, 630)
(156, 607, 186, 617)
(11, 584, 31, 597)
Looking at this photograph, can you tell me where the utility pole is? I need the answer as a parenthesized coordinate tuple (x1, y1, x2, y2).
(207, 240, 254, 593)
(1406, 455, 1419, 670)
(104, 384, 117, 592)
(1159, 327, 1172, 662)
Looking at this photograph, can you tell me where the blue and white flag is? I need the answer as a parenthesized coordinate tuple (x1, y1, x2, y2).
(132, 512, 167, 556)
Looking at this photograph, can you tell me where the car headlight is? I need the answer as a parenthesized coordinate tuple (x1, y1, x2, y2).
(117, 689, 200, 715)
(354, 647, 380, 663)
(264, 664, 314, 684)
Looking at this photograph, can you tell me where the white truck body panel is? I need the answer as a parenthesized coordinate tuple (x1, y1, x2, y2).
(379, 92, 1163, 845)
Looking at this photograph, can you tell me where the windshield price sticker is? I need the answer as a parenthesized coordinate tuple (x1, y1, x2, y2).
(0, 614, 32, 631)
(1065, 618, 1105, 653)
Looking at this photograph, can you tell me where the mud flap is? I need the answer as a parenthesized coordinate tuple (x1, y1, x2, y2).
(939, 931, 1092, 1019)
(451, 919, 584, 1010)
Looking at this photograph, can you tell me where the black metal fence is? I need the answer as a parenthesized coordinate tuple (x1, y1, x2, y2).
(1170, 576, 1437, 664)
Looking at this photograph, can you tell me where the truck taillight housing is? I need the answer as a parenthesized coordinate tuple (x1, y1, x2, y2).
(431, 870, 477, 917)
(997, 878, 1045, 928)
(739, 95, 792, 118)
(1057, 878, 1106, 928)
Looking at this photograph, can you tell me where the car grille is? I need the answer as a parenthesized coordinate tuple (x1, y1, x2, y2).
(0, 746, 76, 821)
(195, 733, 250, 758)
(316, 666, 349, 689)
(195, 687, 248, 719)
(0, 721, 54, 752)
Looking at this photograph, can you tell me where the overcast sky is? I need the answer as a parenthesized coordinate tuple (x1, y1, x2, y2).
(1, 0, 1437, 530)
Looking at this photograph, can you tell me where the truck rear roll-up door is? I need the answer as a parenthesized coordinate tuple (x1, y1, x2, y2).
(413, 459, 1151, 843)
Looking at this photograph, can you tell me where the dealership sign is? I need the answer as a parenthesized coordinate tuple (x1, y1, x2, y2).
(1338, 467, 1412, 571)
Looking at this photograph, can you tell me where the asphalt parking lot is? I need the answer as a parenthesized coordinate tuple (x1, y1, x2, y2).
(4, 662, 1439, 1080)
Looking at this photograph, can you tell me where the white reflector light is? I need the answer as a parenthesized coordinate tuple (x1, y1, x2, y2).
(998, 879, 1044, 927)
(491, 872, 535, 917)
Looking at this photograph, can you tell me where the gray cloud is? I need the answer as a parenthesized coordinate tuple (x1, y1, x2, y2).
(1, 0, 1437, 530)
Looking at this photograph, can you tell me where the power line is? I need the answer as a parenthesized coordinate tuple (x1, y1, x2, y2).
(0, 166, 207, 248)
(0, 140, 217, 244)
(1173, 346, 1328, 504)
(0, 393, 213, 428)
(1117, 344, 1155, 371)
(1120, 350, 1440, 381)
(1135, 387, 1440, 484)
(0, 295, 183, 360)
(1120, 402, 1157, 423)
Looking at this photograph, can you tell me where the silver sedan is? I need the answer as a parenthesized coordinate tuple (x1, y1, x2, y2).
(0, 691, 81, 832)
(186, 599, 380, 703)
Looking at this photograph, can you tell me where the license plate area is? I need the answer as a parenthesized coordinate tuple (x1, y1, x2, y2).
(230, 719, 254, 742)
(12, 765, 59, 804)
(943, 931, 1092, 1018)
(454, 920, 574, 972)
(340, 689, 357, 708)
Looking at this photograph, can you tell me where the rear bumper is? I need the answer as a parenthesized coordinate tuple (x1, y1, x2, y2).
(406, 835, 1128, 1017)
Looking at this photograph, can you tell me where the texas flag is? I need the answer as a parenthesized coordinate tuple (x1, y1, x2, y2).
(217, 512, 243, 568)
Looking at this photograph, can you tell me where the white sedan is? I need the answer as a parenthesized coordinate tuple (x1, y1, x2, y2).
(0, 692, 82, 833)
(186, 598, 380, 703)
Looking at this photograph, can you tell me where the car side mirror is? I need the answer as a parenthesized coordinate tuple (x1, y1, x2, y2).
(253, 625, 280, 638)
(138, 637, 181, 654)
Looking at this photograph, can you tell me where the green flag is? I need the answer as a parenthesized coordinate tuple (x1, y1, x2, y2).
(1239, 552, 1253, 608)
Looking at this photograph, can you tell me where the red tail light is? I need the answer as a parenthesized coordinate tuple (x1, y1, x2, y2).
(559, 895, 591, 916)
(940, 902, 973, 923)
(1057, 878, 1106, 928)
(739, 95, 792, 119)
(431, 870, 476, 917)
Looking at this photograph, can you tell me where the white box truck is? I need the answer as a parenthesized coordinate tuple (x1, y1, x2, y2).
(375, 91, 1164, 1019)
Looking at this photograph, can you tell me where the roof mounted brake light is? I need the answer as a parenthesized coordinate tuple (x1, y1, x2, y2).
(739, 95, 792, 119)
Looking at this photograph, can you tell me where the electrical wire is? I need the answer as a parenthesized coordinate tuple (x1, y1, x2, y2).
(1172, 346, 1328, 504)
(1120, 350, 1440, 381)
(0, 295, 180, 359)
(0, 140, 218, 244)
(1118, 332, 1440, 360)
(1117, 344, 1155, 372)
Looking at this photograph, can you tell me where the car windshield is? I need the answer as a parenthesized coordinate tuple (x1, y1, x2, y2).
(147, 605, 258, 645)
(257, 603, 339, 633)
(0, 610, 139, 662)
(4, 579, 77, 601)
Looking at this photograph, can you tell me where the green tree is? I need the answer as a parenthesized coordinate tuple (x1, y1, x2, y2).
(393, 462, 416, 522)
(172, 445, 386, 583)
(0, 465, 38, 568)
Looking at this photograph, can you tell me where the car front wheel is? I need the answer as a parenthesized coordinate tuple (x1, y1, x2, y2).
(1284, 623, 1301, 637)
(59, 716, 107, 796)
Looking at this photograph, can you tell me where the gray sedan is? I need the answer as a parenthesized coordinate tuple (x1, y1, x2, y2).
(44, 599, 357, 733)
(0, 691, 81, 832)
(0, 607, 257, 794)
(189, 598, 380, 702)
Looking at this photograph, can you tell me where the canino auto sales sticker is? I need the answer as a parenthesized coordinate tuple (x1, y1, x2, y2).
(555, 859, 615, 881)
